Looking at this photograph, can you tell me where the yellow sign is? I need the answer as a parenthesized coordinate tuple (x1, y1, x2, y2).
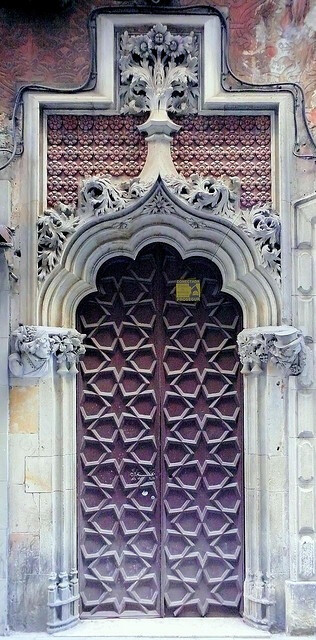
(176, 279, 200, 302)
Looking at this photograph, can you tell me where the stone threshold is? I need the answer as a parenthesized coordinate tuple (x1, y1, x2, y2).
(6, 617, 272, 639)
(54, 618, 270, 638)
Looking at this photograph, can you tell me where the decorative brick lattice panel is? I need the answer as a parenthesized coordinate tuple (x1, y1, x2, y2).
(77, 245, 243, 618)
(47, 114, 271, 210)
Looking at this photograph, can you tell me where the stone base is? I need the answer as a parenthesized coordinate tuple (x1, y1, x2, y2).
(285, 580, 316, 635)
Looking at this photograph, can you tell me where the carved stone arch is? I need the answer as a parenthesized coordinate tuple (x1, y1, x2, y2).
(36, 188, 287, 631)
(38, 182, 281, 328)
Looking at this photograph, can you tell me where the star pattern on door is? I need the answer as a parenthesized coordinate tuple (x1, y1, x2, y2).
(78, 253, 160, 616)
(77, 246, 243, 618)
(162, 252, 243, 616)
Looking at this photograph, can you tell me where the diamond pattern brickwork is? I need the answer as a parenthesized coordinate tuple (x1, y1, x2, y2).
(47, 114, 271, 210)
(77, 244, 243, 618)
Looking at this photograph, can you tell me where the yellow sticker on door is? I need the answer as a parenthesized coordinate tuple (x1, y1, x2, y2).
(176, 279, 200, 302)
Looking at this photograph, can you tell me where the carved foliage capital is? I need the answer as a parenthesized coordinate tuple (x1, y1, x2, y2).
(9, 324, 86, 378)
(237, 325, 311, 382)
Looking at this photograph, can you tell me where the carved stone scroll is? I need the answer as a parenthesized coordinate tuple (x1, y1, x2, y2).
(8, 324, 86, 378)
(237, 325, 310, 380)
(80, 176, 151, 217)
(165, 173, 240, 216)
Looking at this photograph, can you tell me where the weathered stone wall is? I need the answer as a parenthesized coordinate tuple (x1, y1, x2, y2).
(0, 0, 316, 140)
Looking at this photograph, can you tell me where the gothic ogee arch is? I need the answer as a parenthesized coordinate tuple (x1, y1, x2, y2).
(38, 179, 281, 329)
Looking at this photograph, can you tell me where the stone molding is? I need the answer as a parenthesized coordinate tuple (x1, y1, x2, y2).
(237, 325, 312, 383)
(8, 324, 86, 378)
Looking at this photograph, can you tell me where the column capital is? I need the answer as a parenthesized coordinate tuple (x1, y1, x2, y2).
(237, 325, 312, 383)
(8, 324, 86, 378)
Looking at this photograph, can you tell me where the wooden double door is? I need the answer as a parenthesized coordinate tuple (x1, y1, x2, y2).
(77, 244, 243, 618)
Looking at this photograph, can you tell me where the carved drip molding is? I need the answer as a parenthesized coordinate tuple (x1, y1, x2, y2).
(237, 325, 312, 383)
(38, 175, 280, 283)
(8, 324, 86, 378)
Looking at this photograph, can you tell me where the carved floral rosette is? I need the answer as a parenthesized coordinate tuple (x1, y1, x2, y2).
(9, 324, 86, 378)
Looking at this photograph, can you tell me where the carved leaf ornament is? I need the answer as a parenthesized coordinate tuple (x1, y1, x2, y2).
(119, 24, 199, 114)
(38, 174, 281, 283)
(37, 204, 79, 281)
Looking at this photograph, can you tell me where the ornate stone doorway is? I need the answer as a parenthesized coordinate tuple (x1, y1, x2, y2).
(77, 243, 244, 619)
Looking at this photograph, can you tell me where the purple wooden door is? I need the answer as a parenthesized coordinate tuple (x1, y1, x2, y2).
(77, 244, 243, 618)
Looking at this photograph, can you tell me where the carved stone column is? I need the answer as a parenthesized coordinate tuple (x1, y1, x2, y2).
(285, 193, 316, 635)
(9, 325, 85, 633)
(238, 325, 312, 630)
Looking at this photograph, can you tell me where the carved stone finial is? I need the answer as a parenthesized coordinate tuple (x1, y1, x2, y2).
(237, 325, 311, 381)
(9, 325, 86, 378)
(119, 23, 199, 181)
